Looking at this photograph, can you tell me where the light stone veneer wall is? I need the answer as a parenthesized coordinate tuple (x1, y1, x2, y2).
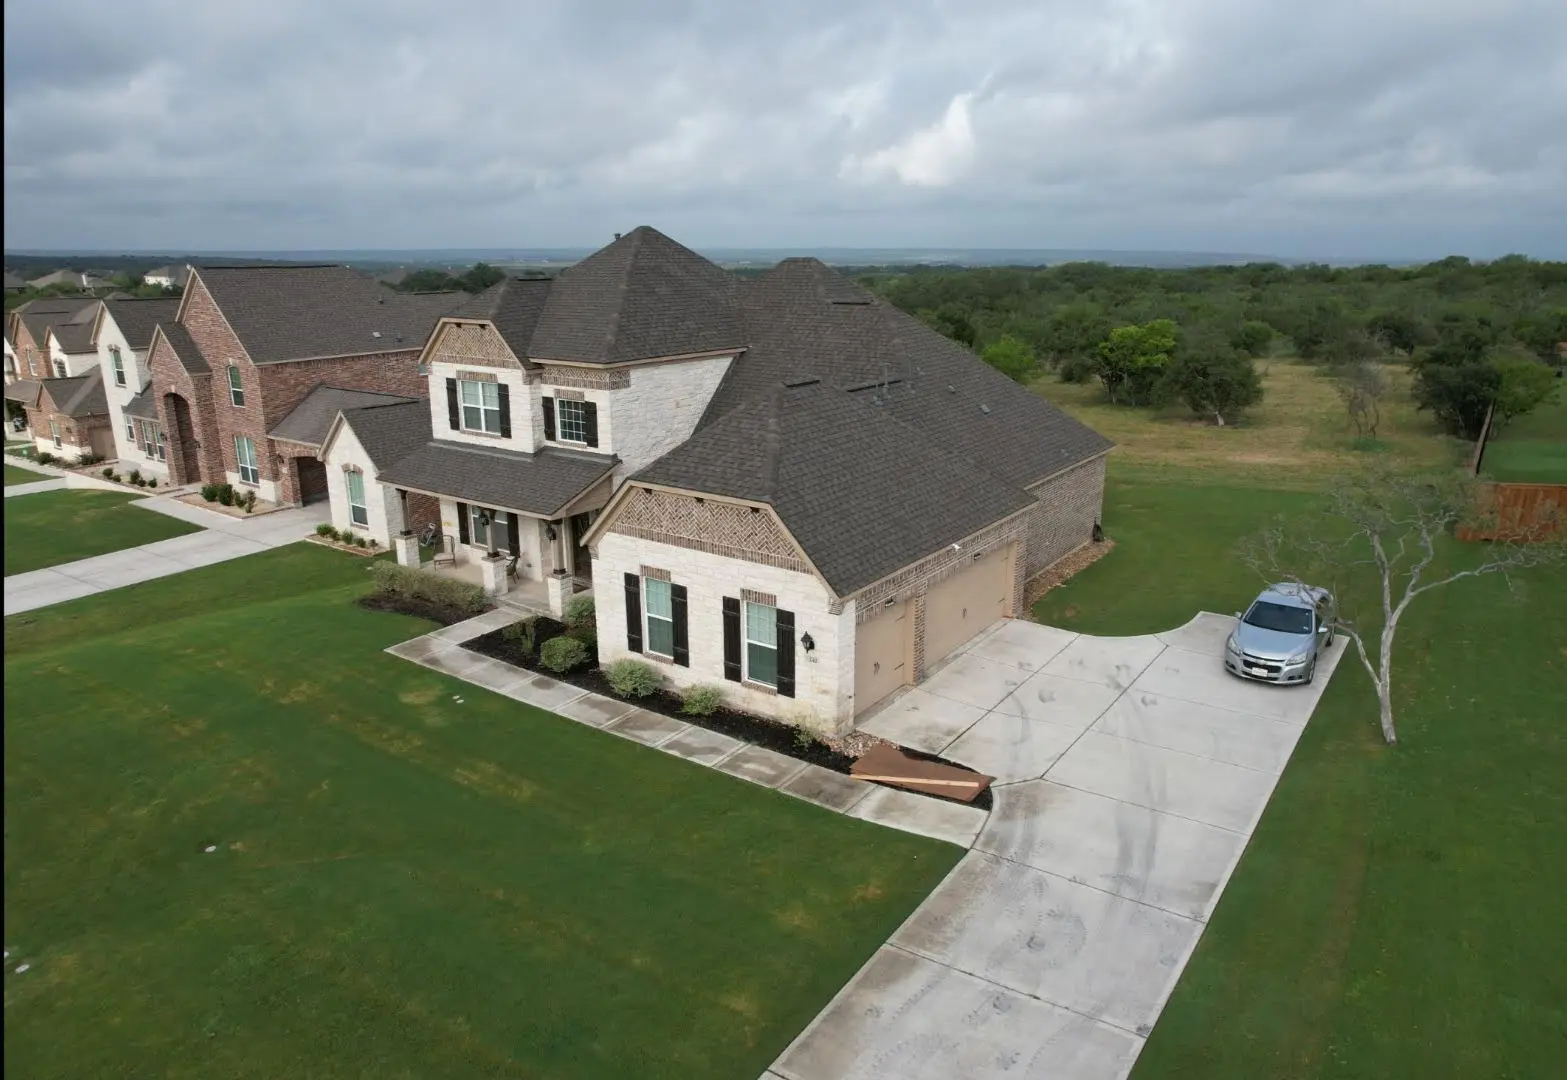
(595, 531, 858, 734)
(426, 359, 537, 453)
(434, 496, 552, 580)
(322, 422, 395, 545)
(593, 354, 733, 482)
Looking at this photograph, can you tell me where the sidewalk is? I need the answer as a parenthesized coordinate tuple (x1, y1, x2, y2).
(4, 497, 331, 615)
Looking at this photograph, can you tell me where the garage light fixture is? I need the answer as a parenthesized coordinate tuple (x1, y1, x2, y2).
(883, 597, 896, 608)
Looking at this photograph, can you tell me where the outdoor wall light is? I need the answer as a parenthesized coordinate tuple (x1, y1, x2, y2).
(800, 632, 815, 653)
(545, 524, 558, 541)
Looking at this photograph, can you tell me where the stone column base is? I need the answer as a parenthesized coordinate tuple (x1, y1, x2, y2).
(546, 571, 572, 617)
(394, 532, 420, 568)
(480, 553, 509, 596)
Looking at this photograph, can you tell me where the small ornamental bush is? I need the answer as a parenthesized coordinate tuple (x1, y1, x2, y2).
(199, 483, 217, 502)
(216, 484, 235, 506)
(539, 635, 589, 674)
(132, 475, 147, 487)
(241, 490, 257, 513)
(35, 451, 57, 465)
(564, 595, 596, 631)
(146, 478, 157, 488)
(367, 561, 487, 617)
(679, 684, 725, 717)
(315, 523, 335, 537)
(605, 658, 662, 698)
(101, 467, 115, 478)
(502, 617, 539, 656)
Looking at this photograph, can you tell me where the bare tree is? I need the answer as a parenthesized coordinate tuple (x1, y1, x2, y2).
(1241, 467, 1562, 744)
(1332, 360, 1390, 439)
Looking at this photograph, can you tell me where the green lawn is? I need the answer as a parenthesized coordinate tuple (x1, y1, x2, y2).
(3, 544, 960, 1079)
(1038, 475, 1567, 1080)
(3, 488, 202, 574)
(5, 462, 50, 486)
(1480, 391, 1567, 483)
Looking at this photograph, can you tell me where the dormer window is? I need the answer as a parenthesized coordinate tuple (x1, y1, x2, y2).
(228, 365, 245, 407)
(542, 395, 599, 447)
(444, 375, 511, 437)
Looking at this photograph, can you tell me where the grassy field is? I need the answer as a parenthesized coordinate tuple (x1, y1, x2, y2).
(1480, 390, 1567, 483)
(3, 488, 202, 574)
(2, 545, 961, 1080)
(1037, 359, 1462, 488)
(5, 462, 50, 486)
(1033, 465, 1566, 1074)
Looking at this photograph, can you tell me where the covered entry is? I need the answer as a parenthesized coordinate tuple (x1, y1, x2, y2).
(855, 599, 911, 716)
(295, 456, 328, 503)
(922, 545, 1014, 669)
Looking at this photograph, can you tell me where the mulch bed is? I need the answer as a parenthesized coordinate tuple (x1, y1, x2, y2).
(462, 619, 993, 810)
(359, 594, 492, 627)
(1024, 537, 1117, 609)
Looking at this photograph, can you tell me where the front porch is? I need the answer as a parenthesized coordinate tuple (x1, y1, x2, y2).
(391, 530, 592, 617)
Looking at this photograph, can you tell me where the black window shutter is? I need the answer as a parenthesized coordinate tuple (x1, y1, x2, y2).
(776, 608, 796, 698)
(722, 597, 742, 682)
(583, 401, 599, 447)
(542, 397, 556, 441)
(671, 584, 689, 667)
(456, 502, 470, 544)
(506, 514, 520, 556)
(624, 572, 643, 653)
(497, 382, 512, 438)
(446, 378, 460, 430)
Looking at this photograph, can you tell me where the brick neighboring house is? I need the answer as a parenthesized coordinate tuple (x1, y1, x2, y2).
(319, 227, 1111, 734)
(8, 369, 114, 461)
(5, 297, 99, 382)
(143, 265, 461, 503)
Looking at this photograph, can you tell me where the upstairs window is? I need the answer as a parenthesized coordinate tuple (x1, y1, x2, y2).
(234, 435, 259, 485)
(110, 346, 126, 386)
(228, 365, 245, 407)
(125, 416, 136, 442)
(556, 399, 589, 443)
(53, 359, 67, 378)
(460, 379, 502, 434)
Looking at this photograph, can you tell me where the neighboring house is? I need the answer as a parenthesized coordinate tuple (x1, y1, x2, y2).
(143, 264, 460, 502)
(3, 271, 26, 293)
(95, 296, 183, 480)
(142, 265, 190, 289)
(9, 369, 114, 462)
(43, 303, 104, 378)
(5, 297, 100, 381)
(318, 228, 745, 605)
(319, 227, 1110, 736)
(269, 385, 419, 511)
(26, 269, 103, 291)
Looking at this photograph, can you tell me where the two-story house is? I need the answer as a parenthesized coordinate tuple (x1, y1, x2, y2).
(94, 297, 183, 480)
(143, 264, 461, 502)
(5, 298, 99, 381)
(318, 228, 1112, 736)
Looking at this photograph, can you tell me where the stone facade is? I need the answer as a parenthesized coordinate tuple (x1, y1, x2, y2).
(595, 531, 857, 734)
(591, 354, 733, 484)
(1022, 452, 1108, 578)
(322, 419, 443, 548)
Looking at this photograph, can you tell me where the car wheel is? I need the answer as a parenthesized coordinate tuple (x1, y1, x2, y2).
(1304, 659, 1316, 685)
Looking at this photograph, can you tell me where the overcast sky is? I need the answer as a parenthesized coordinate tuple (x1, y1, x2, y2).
(5, 0, 1565, 261)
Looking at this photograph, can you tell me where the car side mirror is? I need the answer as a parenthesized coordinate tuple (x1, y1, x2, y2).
(1233, 611, 1242, 619)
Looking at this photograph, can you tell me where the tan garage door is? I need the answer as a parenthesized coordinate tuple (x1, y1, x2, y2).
(854, 599, 911, 715)
(923, 545, 1013, 669)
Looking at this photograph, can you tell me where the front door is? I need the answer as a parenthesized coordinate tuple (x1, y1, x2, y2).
(569, 511, 597, 584)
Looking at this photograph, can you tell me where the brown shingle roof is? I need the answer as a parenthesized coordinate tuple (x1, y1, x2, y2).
(191, 265, 464, 363)
(450, 278, 554, 366)
(102, 297, 181, 351)
(38, 368, 108, 417)
(157, 322, 211, 374)
(378, 439, 617, 517)
(270, 385, 417, 447)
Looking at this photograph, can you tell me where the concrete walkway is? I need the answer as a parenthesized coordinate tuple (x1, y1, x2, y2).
(383, 611, 990, 846)
(768, 614, 1346, 1080)
(4, 497, 331, 615)
(4, 477, 67, 497)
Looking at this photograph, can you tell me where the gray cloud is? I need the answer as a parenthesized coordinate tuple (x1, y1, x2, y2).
(4, 0, 1564, 259)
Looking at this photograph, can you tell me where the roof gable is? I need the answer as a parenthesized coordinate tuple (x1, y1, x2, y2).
(270, 385, 418, 447)
(102, 297, 181, 350)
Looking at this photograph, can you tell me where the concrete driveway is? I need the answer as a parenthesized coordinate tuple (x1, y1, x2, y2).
(768, 614, 1345, 1080)
(4, 497, 330, 615)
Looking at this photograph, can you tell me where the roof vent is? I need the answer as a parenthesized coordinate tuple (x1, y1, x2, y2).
(614, 232, 623, 240)
(372, 331, 382, 338)
(782, 376, 821, 388)
(947, 384, 956, 393)
(979, 403, 991, 415)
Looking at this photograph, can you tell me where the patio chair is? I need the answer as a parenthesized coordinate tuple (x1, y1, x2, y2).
(505, 554, 521, 582)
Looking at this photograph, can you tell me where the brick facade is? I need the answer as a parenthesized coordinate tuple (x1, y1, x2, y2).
(1023, 452, 1108, 578)
(602, 487, 812, 574)
(427, 323, 523, 369)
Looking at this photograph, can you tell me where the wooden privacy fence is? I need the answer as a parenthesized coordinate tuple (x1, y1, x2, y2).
(1455, 482, 1567, 542)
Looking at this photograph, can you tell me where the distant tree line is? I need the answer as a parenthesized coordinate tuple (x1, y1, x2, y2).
(387, 263, 521, 294)
(866, 255, 1566, 432)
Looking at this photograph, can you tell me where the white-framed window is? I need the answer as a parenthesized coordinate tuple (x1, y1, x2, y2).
(50, 420, 62, 449)
(346, 470, 368, 527)
(744, 601, 778, 688)
(643, 577, 675, 657)
(227, 365, 245, 407)
(234, 435, 259, 485)
(469, 505, 508, 547)
(53, 359, 66, 378)
(556, 398, 589, 443)
(110, 346, 126, 386)
(156, 429, 166, 462)
(138, 420, 159, 458)
(459, 379, 502, 434)
(125, 415, 136, 442)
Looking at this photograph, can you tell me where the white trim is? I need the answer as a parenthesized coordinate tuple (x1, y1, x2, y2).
(234, 434, 260, 484)
(458, 377, 502, 434)
(642, 575, 675, 659)
(743, 599, 779, 689)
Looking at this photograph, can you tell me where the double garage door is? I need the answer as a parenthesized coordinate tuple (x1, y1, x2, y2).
(853, 544, 1014, 716)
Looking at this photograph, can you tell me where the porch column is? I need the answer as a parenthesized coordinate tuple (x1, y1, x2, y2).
(547, 517, 570, 617)
(393, 489, 419, 567)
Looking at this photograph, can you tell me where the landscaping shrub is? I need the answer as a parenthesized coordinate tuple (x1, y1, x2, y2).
(35, 451, 56, 465)
(564, 595, 596, 630)
(605, 658, 662, 698)
(539, 635, 589, 674)
(146, 478, 157, 489)
(680, 684, 725, 717)
(502, 617, 539, 656)
(217, 484, 234, 506)
(241, 490, 257, 513)
(101, 467, 115, 479)
(199, 483, 217, 502)
(367, 561, 487, 618)
(315, 523, 336, 537)
(132, 475, 147, 487)
(77, 453, 105, 467)
(353, 535, 367, 548)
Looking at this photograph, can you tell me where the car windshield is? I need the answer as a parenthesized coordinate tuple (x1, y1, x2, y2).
(1244, 601, 1313, 635)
